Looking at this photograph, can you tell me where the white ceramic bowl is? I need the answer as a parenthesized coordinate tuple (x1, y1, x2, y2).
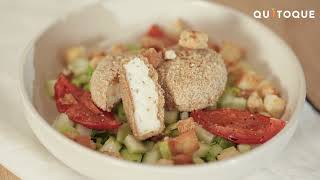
(19, 0, 306, 179)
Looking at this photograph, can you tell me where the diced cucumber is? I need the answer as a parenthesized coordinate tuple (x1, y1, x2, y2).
(212, 136, 235, 149)
(116, 123, 132, 143)
(75, 124, 92, 136)
(144, 141, 155, 151)
(218, 95, 247, 110)
(237, 144, 251, 153)
(71, 74, 90, 87)
(126, 43, 141, 52)
(52, 113, 78, 135)
(99, 137, 122, 153)
(91, 131, 109, 144)
(193, 156, 205, 164)
(120, 149, 143, 162)
(124, 135, 146, 153)
(164, 122, 178, 137)
(68, 58, 89, 76)
(217, 146, 240, 160)
(158, 140, 172, 159)
(142, 149, 161, 164)
(193, 143, 210, 158)
(83, 83, 90, 91)
(115, 102, 127, 122)
(164, 111, 179, 124)
(46, 80, 56, 97)
(195, 125, 214, 144)
(205, 144, 223, 162)
(87, 65, 94, 79)
(179, 112, 189, 120)
(95, 138, 103, 149)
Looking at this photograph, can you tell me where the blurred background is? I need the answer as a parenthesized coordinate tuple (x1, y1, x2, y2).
(0, 0, 319, 179)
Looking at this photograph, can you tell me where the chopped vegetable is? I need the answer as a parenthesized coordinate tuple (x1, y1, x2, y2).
(71, 74, 90, 87)
(46, 80, 56, 97)
(237, 144, 251, 153)
(115, 102, 127, 122)
(147, 24, 164, 38)
(193, 156, 205, 164)
(172, 154, 193, 165)
(124, 135, 146, 153)
(144, 141, 155, 151)
(193, 143, 210, 158)
(179, 112, 189, 120)
(76, 124, 92, 136)
(121, 148, 143, 162)
(99, 136, 122, 153)
(116, 123, 132, 143)
(52, 113, 79, 137)
(142, 149, 161, 164)
(68, 58, 89, 76)
(217, 146, 240, 160)
(164, 110, 179, 124)
(126, 44, 141, 52)
(205, 144, 223, 162)
(195, 125, 214, 144)
(212, 136, 235, 149)
(158, 140, 172, 159)
(75, 135, 96, 149)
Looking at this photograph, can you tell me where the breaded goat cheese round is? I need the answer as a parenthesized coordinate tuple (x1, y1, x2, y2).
(158, 47, 227, 111)
(90, 55, 124, 112)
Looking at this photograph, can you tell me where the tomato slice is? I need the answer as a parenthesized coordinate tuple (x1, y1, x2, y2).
(147, 24, 164, 38)
(54, 74, 120, 130)
(66, 104, 120, 130)
(191, 109, 286, 144)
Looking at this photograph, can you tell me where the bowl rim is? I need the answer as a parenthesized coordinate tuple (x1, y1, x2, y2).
(18, 0, 306, 173)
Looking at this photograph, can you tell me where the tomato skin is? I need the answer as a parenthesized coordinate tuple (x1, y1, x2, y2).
(54, 74, 120, 130)
(191, 109, 286, 144)
(147, 24, 164, 38)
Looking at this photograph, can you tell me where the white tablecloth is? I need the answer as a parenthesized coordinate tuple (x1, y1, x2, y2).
(0, 0, 319, 179)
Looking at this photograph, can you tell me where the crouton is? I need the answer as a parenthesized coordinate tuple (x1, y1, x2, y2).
(236, 71, 261, 90)
(257, 80, 278, 98)
(177, 117, 196, 134)
(247, 91, 264, 112)
(178, 30, 208, 49)
(169, 130, 199, 155)
(64, 46, 87, 65)
(220, 42, 245, 65)
(263, 94, 286, 118)
(141, 48, 164, 68)
(119, 55, 165, 140)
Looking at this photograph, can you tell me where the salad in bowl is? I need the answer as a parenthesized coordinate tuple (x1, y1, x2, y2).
(47, 19, 287, 165)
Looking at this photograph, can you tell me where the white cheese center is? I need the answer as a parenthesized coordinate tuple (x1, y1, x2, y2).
(124, 57, 160, 134)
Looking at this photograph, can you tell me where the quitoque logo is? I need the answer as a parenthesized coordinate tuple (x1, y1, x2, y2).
(253, 8, 316, 19)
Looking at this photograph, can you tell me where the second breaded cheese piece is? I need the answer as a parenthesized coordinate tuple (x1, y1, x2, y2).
(90, 55, 123, 112)
(120, 56, 165, 140)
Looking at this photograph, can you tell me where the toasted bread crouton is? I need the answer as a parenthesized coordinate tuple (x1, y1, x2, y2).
(177, 117, 196, 134)
(257, 80, 278, 98)
(90, 55, 123, 111)
(220, 42, 245, 65)
(119, 55, 165, 140)
(178, 30, 208, 49)
(64, 46, 86, 65)
(141, 48, 164, 68)
(247, 91, 264, 113)
(236, 71, 262, 91)
(169, 130, 199, 155)
(158, 47, 227, 111)
(263, 94, 286, 118)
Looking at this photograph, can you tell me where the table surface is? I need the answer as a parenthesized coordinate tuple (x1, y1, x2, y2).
(1, 0, 319, 179)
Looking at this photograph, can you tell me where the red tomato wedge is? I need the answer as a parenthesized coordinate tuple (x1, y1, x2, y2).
(54, 74, 120, 130)
(147, 24, 164, 38)
(191, 109, 286, 144)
